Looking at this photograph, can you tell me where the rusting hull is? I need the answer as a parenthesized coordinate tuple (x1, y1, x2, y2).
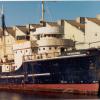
(0, 83, 99, 95)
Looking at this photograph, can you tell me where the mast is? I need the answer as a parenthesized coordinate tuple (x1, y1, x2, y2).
(41, 0, 45, 22)
(1, 5, 5, 36)
(1, 5, 6, 57)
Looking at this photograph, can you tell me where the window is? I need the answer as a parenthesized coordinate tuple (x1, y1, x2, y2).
(26, 50, 28, 52)
(43, 48, 45, 50)
(37, 36, 40, 40)
(44, 35, 46, 37)
(80, 17, 85, 24)
(48, 35, 50, 37)
(55, 47, 57, 49)
(39, 48, 40, 51)
(49, 47, 51, 50)
(53, 35, 56, 37)
(26, 36, 30, 40)
(32, 49, 34, 52)
(17, 36, 26, 40)
(95, 33, 97, 36)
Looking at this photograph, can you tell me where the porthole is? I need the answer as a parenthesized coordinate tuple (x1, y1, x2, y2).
(55, 47, 57, 49)
(43, 48, 45, 50)
(49, 47, 51, 50)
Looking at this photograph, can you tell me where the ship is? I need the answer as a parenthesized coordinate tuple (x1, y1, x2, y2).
(0, 2, 99, 95)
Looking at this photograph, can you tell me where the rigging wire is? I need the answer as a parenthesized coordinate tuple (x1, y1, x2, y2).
(45, 2, 53, 22)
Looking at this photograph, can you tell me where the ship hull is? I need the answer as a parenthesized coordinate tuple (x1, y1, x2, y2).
(0, 83, 98, 95)
(0, 49, 100, 95)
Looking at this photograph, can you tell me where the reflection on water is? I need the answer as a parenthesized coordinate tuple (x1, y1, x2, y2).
(0, 91, 99, 100)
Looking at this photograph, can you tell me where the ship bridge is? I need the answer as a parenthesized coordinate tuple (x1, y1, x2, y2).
(31, 27, 61, 35)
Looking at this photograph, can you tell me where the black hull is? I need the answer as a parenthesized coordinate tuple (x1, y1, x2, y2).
(0, 48, 100, 84)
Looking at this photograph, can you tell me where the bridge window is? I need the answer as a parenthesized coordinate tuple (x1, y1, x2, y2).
(16, 36, 26, 40)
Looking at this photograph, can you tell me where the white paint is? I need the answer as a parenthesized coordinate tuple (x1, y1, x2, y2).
(2, 64, 10, 72)
(24, 54, 87, 62)
(13, 41, 33, 71)
(0, 73, 50, 78)
(2, 64, 16, 72)
(32, 27, 60, 35)
(13, 41, 31, 50)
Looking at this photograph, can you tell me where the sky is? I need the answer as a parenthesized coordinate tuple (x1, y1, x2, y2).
(0, 1, 100, 26)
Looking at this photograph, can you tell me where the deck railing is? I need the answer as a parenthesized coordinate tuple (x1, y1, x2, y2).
(23, 52, 60, 61)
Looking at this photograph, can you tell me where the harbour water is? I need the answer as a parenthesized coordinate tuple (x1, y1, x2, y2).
(0, 91, 99, 100)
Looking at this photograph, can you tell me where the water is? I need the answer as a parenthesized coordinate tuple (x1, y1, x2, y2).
(0, 91, 99, 100)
